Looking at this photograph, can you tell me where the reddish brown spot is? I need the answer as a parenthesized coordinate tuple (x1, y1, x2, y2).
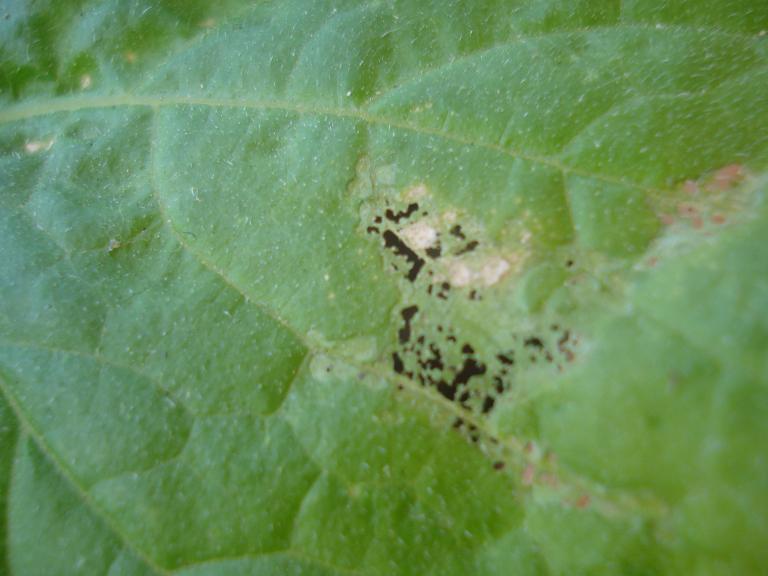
(659, 213, 675, 226)
(493, 461, 505, 470)
(575, 494, 591, 509)
(545, 452, 558, 466)
(677, 203, 698, 217)
(711, 214, 727, 225)
(691, 216, 704, 229)
(522, 464, 535, 486)
(710, 164, 745, 191)
(524, 441, 535, 454)
(683, 180, 699, 195)
(539, 473, 559, 487)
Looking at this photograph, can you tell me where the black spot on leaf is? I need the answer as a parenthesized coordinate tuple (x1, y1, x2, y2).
(456, 240, 479, 255)
(385, 202, 419, 223)
(450, 224, 466, 239)
(382, 230, 425, 281)
(392, 352, 404, 374)
(425, 243, 442, 259)
(398, 305, 418, 344)
(524, 337, 544, 349)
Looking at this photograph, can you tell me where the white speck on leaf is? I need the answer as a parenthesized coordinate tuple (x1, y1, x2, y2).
(401, 221, 437, 249)
(449, 261, 473, 287)
(480, 257, 510, 286)
(24, 138, 54, 153)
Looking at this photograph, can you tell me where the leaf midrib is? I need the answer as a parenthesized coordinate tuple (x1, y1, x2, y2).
(0, 93, 667, 197)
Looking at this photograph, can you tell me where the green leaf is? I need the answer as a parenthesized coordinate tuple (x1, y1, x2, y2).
(1, 1, 767, 574)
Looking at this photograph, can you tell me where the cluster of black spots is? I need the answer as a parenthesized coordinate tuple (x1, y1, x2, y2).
(392, 307, 580, 418)
(365, 201, 482, 301)
(367, 200, 578, 468)
(524, 336, 552, 363)
(388, 310, 579, 476)
(367, 204, 426, 282)
(448, 224, 482, 257)
(392, 304, 510, 424)
(452, 417, 481, 443)
(435, 282, 451, 300)
(553, 325, 577, 363)
(521, 327, 578, 370)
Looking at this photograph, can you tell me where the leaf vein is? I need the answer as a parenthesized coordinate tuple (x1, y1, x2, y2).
(362, 21, 759, 107)
(0, 376, 167, 576)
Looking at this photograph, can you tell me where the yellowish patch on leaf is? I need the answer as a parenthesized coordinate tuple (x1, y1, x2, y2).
(447, 256, 513, 287)
(442, 210, 457, 224)
(480, 257, 511, 286)
(448, 261, 473, 287)
(403, 183, 428, 201)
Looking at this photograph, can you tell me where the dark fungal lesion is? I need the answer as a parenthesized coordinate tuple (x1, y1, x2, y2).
(381, 230, 425, 282)
(390, 300, 580, 442)
(435, 282, 451, 300)
(385, 202, 420, 223)
(398, 305, 419, 344)
(449, 224, 466, 240)
(425, 242, 442, 259)
(365, 198, 486, 299)
(455, 240, 479, 255)
(555, 326, 577, 364)
(367, 201, 426, 283)
(362, 191, 578, 453)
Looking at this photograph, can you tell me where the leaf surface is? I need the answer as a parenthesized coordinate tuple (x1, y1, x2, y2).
(1, 1, 767, 575)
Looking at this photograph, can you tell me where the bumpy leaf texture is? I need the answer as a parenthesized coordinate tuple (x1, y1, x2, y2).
(1, 1, 767, 575)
